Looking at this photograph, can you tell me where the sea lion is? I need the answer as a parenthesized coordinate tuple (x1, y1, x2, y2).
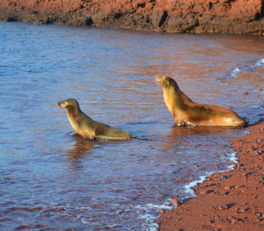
(58, 98, 133, 140)
(156, 75, 246, 127)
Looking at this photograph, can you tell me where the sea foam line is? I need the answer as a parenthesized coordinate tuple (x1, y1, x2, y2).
(223, 58, 264, 80)
(137, 149, 239, 231)
(136, 203, 175, 231)
(184, 150, 238, 198)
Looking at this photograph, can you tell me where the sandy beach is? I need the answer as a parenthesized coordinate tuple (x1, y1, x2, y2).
(157, 121, 264, 231)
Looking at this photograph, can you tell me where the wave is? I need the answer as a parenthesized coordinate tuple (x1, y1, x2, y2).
(252, 58, 264, 68)
(221, 58, 264, 80)
(230, 67, 241, 78)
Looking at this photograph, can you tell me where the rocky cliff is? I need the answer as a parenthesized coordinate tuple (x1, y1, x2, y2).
(0, 0, 263, 35)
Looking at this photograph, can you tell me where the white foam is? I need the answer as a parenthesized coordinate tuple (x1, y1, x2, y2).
(223, 59, 264, 80)
(230, 67, 241, 78)
(146, 203, 174, 210)
(138, 149, 239, 231)
(184, 172, 214, 197)
(135, 203, 174, 211)
(80, 218, 89, 224)
(228, 151, 238, 164)
(139, 214, 160, 231)
(184, 149, 238, 197)
(254, 58, 264, 68)
(250, 105, 262, 108)
(135, 203, 175, 231)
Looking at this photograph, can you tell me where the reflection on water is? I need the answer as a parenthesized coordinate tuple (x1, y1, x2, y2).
(0, 22, 263, 230)
(168, 126, 237, 137)
(67, 135, 96, 159)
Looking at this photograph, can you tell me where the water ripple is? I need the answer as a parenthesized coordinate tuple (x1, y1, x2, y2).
(0, 22, 264, 230)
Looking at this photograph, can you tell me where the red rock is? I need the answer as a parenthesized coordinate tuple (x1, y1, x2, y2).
(158, 209, 165, 214)
(231, 217, 237, 224)
(0, 0, 263, 35)
(171, 199, 182, 207)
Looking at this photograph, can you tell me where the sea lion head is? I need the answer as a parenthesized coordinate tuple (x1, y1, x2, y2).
(58, 98, 80, 110)
(156, 75, 179, 89)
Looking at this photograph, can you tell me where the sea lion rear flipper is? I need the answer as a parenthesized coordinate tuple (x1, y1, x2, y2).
(95, 135, 131, 141)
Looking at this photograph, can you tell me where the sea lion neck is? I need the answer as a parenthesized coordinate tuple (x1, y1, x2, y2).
(164, 86, 187, 111)
(66, 104, 82, 120)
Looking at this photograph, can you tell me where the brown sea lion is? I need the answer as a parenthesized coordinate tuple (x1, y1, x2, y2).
(58, 99, 133, 140)
(156, 75, 246, 127)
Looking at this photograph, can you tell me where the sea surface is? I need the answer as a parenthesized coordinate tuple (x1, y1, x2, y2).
(0, 22, 263, 230)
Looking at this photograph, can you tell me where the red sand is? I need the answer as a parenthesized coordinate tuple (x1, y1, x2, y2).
(157, 122, 264, 230)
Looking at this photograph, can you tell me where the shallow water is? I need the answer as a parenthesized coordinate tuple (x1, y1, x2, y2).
(0, 22, 263, 230)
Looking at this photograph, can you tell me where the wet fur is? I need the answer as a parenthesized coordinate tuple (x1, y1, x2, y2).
(58, 99, 132, 140)
(156, 75, 246, 127)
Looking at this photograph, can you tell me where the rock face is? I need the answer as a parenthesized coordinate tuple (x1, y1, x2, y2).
(0, 0, 263, 35)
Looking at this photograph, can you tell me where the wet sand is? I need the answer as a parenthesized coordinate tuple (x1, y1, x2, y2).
(157, 122, 264, 231)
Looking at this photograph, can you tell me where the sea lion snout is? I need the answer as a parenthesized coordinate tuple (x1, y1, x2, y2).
(58, 100, 68, 108)
(156, 75, 179, 89)
(156, 75, 169, 88)
(58, 99, 79, 109)
(156, 75, 165, 84)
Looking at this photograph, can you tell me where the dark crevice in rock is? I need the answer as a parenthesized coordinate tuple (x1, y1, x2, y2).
(7, 17, 17, 22)
(158, 10, 168, 27)
(114, 13, 123, 19)
(261, 1, 264, 17)
(255, 12, 261, 20)
(208, 2, 213, 10)
(85, 17, 93, 26)
(138, 2, 146, 8)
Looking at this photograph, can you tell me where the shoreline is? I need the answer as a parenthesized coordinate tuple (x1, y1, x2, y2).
(157, 122, 264, 230)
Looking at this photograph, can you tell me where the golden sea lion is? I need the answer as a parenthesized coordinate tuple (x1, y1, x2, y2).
(58, 99, 133, 140)
(156, 75, 246, 127)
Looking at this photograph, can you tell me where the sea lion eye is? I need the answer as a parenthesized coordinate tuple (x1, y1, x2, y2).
(64, 101, 69, 106)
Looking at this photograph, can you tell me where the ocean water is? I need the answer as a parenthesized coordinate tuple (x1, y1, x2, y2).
(0, 22, 263, 230)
